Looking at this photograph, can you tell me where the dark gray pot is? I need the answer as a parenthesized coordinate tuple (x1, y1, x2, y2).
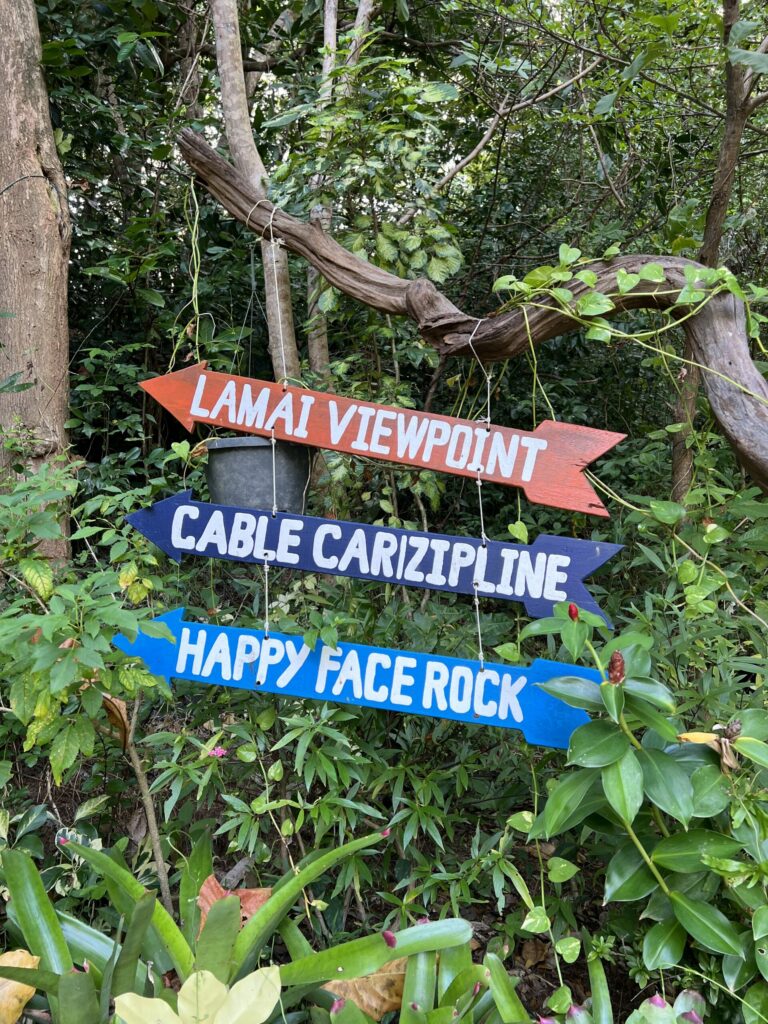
(205, 437, 311, 513)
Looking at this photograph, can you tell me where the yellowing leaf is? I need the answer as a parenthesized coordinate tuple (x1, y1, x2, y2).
(118, 563, 139, 589)
(677, 732, 718, 744)
(113, 992, 180, 1024)
(18, 559, 53, 601)
(324, 959, 407, 1020)
(0, 950, 39, 1024)
(217, 966, 281, 1024)
(178, 971, 228, 1024)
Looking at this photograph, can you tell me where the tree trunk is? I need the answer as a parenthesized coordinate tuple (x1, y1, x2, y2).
(210, 0, 300, 383)
(0, 0, 71, 485)
(671, 0, 749, 501)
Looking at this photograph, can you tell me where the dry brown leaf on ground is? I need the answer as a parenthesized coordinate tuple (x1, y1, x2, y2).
(197, 874, 272, 930)
(0, 950, 40, 1024)
(324, 958, 407, 1020)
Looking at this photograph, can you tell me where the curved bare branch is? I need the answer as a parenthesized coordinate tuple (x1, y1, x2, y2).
(178, 128, 768, 491)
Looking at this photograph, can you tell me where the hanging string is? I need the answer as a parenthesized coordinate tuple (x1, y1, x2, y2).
(476, 473, 488, 547)
(270, 428, 278, 517)
(256, 558, 271, 687)
(472, 582, 485, 670)
(244, 199, 290, 389)
(466, 318, 491, 430)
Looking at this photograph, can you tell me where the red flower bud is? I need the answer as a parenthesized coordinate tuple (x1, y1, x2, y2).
(331, 999, 346, 1014)
(568, 603, 579, 621)
(680, 1014, 702, 1024)
(382, 930, 397, 948)
(607, 651, 625, 685)
(648, 995, 667, 1008)
(472, 982, 481, 996)
(410, 1004, 421, 1013)
(381, 828, 391, 837)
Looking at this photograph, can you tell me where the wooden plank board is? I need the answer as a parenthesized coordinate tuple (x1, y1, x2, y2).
(140, 364, 624, 516)
(127, 491, 622, 622)
(113, 609, 599, 748)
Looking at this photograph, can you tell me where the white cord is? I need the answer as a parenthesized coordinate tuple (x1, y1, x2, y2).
(466, 318, 491, 430)
(476, 474, 488, 547)
(473, 582, 485, 670)
(270, 429, 278, 517)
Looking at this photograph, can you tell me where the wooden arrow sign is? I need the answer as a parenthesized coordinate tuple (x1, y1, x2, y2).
(127, 491, 622, 622)
(140, 365, 624, 516)
(113, 609, 599, 748)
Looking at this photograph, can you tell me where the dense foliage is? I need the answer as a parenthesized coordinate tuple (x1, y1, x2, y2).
(2, 0, 768, 1022)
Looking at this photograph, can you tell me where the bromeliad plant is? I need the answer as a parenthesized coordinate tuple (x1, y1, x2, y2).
(517, 603, 768, 1015)
(0, 829, 530, 1024)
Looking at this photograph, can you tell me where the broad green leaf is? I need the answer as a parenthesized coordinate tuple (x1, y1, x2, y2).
(536, 677, 602, 712)
(559, 244, 581, 265)
(602, 749, 643, 824)
(2, 849, 73, 974)
(521, 907, 549, 934)
(586, 951, 613, 1024)
(623, 678, 676, 713)
(232, 831, 387, 978)
(280, 920, 471, 987)
(616, 269, 640, 294)
(568, 720, 629, 767)
(194, 895, 241, 983)
(600, 682, 624, 722)
(669, 891, 743, 956)
(739, 711, 768, 741)
(555, 937, 581, 964)
(436, 938, 471, 1001)
(690, 765, 729, 817)
(547, 857, 579, 883)
(743, 981, 768, 1024)
(637, 749, 694, 825)
(754, 907, 768, 941)
(575, 291, 615, 317)
(734, 736, 768, 769)
(642, 918, 686, 970)
(112, 891, 156, 996)
(65, 841, 193, 980)
(594, 91, 618, 115)
(649, 500, 686, 525)
(0, 965, 61, 993)
(179, 835, 213, 945)
(652, 830, 741, 873)
(638, 262, 666, 283)
(723, 932, 757, 991)
(537, 769, 601, 838)
(604, 844, 657, 903)
(401, 950, 437, 1023)
(623, 695, 679, 743)
(483, 953, 528, 1024)
(59, 971, 100, 1024)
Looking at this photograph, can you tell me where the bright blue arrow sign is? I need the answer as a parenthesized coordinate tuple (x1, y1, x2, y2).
(113, 609, 599, 748)
(127, 492, 621, 622)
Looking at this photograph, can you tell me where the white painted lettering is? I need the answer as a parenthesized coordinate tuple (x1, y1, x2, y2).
(313, 523, 342, 569)
(196, 511, 228, 555)
(338, 529, 370, 574)
(332, 650, 363, 699)
(189, 374, 211, 418)
(391, 656, 416, 707)
(228, 512, 257, 558)
(315, 645, 342, 693)
(275, 519, 303, 565)
(171, 505, 199, 552)
(473, 670, 499, 716)
(329, 401, 358, 444)
(486, 432, 519, 479)
(368, 410, 397, 455)
(201, 632, 232, 681)
(349, 406, 377, 452)
(445, 424, 473, 469)
(363, 653, 391, 702)
(236, 384, 270, 428)
(209, 380, 237, 422)
(447, 542, 476, 586)
(498, 673, 527, 722)
(233, 635, 260, 682)
(176, 627, 207, 676)
(396, 413, 430, 460)
(294, 394, 316, 439)
(519, 437, 547, 482)
(543, 554, 570, 601)
(423, 661, 449, 710)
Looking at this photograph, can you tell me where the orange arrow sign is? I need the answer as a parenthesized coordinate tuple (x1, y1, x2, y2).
(141, 364, 624, 516)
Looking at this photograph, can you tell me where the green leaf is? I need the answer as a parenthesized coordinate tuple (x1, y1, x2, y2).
(112, 891, 156, 996)
(50, 723, 82, 785)
(2, 849, 73, 974)
(219, 966, 281, 1024)
(555, 937, 581, 964)
(547, 857, 579, 883)
(734, 736, 768, 769)
(194, 895, 241, 983)
(600, 681, 625, 723)
(649, 500, 686, 525)
(723, 932, 757, 991)
(739, 711, 768, 741)
(65, 841, 194, 980)
(616, 269, 640, 294)
(521, 907, 549, 934)
(561, 618, 589, 659)
(507, 520, 528, 543)
(729, 48, 768, 74)
(536, 677, 603, 712)
(401, 950, 437, 1024)
(594, 91, 618, 115)
(638, 262, 666, 283)
(0, 966, 61, 994)
(669, 891, 743, 956)
(558, 244, 581, 266)
(622, 694, 679, 743)
(586, 949, 613, 1024)
(280, 920, 471, 986)
(179, 835, 213, 945)
(652, 830, 741, 873)
(604, 844, 657, 902)
(637, 749, 694, 825)
(483, 953, 528, 1024)
(642, 918, 686, 970)
(537, 769, 601, 838)
(743, 981, 768, 1024)
(19, 558, 54, 601)
(59, 971, 100, 1024)
(568, 720, 629, 767)
(575, 291, 615, 317)
(623, 679, 676, 714)
(421, 82, 458, 103)
(232, 831, 387, 978)
(690, 765, 729, 818)
(602, 749, 643, 824)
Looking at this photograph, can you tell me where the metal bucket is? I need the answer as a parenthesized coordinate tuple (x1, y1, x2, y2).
(205, 437, 311, 513)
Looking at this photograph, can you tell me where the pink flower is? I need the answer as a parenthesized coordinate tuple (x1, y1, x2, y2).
(382, 930, 397, 948)
(58, 836, 69, 845)
(208, 746, 228, 758)
(331, 999, 346, 1014)
(648, 995, 667, 1008)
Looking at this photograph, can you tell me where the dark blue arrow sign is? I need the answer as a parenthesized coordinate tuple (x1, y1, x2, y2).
(113, 609, 599, 748)
(127, 492, 621, 623)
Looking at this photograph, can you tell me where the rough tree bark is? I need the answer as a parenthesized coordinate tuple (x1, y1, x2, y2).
(0, 0, 71, 486)
(672, 0, 768, 500)
(210, 0, 300, 383)
(179, 129, 768, 492)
